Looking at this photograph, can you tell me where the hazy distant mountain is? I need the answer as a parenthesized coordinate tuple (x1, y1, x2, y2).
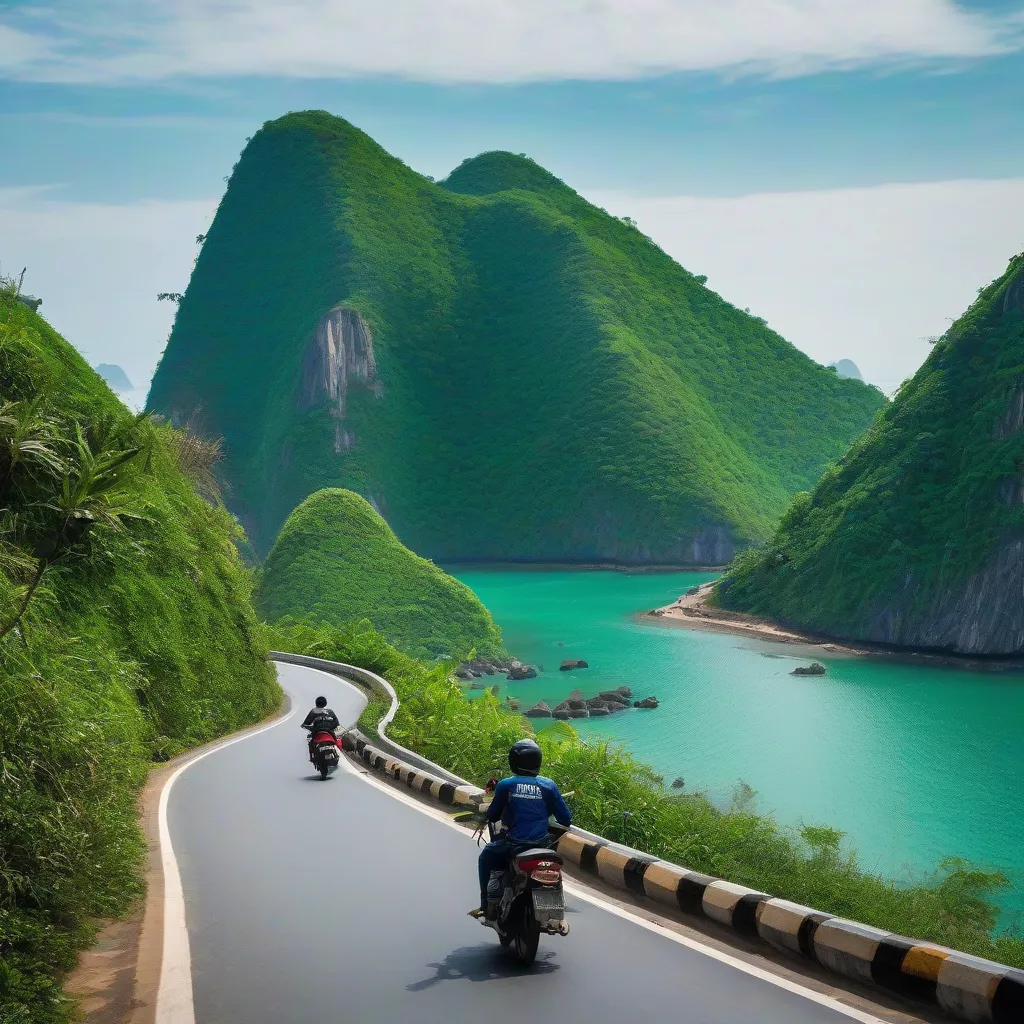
(95, 363, 133, 390)
(828, 359, 862, 380)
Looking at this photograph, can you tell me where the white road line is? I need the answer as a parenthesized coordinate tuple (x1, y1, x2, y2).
(155, 704, 297, 1024)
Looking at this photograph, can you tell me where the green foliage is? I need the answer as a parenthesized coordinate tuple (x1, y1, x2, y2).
(717, 255, 1024, 640)
(148, 110, 884, 560)
(272, 617, 1023, 967)
(0, 294, 279, 1024)
(257, 488, 504, 659)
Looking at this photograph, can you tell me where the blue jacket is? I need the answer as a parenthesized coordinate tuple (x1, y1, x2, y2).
(487, 774, 572, 844)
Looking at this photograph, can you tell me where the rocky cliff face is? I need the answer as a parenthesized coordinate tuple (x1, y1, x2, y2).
(297, 306, 382, 452)
(857, 537, 1024, 654)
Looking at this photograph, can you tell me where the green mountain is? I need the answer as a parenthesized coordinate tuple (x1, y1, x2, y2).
(0, 290, 278, 1022)
(147, 110, 885, 563)
(716, 255, 1024, 655)
(257, 488, 503, 659)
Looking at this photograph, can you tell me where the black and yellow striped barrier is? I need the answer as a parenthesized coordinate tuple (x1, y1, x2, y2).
(341, 730, 1023, 1024)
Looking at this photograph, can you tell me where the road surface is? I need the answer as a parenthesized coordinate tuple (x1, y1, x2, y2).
(167, 662, 886, 1024)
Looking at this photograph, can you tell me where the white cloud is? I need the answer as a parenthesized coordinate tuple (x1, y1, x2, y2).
(2, 0, 1021, 83)
(0, 190, 217, 389)
(587, 178, 1024, 392)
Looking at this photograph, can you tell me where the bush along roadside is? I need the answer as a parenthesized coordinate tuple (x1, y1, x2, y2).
(269, 618, 1024, 972)
(0, 291, 279, 1024)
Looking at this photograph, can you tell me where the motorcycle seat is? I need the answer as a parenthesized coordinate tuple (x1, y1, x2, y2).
(515, 848, 564, 864)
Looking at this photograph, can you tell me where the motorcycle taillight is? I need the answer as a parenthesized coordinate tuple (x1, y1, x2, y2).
(519, 858, 562, 885)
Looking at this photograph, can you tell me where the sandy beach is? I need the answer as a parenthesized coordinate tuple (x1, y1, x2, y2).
(646, 582, 1024, 672)
(646, 581, 862, 653)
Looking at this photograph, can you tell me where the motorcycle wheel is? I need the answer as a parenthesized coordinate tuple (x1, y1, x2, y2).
(319, 762, 330, 780)
(510, 899, 541, 966)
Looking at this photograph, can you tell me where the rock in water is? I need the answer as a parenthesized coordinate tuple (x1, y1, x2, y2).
(507, 663, 538, 680)
(671, 777, 685, 789)
(559, 659, 589, 671)
(633, 696, 659, 709)
(791, 663, 827, 676)
(525, 701, 552, 718)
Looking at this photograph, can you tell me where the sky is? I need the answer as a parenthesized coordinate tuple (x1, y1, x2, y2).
(2, 1, 1024, 394)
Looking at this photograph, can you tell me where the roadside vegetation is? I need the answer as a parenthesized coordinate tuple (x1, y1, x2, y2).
(271, 617, 1024, 969)
(0, 289, 279, 1024)
(257, 488, 504, 659)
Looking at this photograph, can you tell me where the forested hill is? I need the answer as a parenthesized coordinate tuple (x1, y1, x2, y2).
(257, 488, 504, 659)
(717, 254, 1024, 655)
(147, 110, 884, 563)
(0, 289, 278, 1022)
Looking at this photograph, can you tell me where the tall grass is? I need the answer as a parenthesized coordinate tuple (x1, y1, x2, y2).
(271, 618, 1024, 969)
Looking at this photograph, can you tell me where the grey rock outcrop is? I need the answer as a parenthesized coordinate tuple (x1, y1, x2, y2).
(507, 663, 538, 680)
(857, 538, 1024, 655)
(525, 701, 552, 718)
(297, 306, 382, 452)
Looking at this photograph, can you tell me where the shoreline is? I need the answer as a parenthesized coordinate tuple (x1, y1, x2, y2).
(441, 560, 727, 574)
(647, 583, 1024, 673)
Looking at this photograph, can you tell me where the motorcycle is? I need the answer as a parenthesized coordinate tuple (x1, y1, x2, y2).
(306, 728, 341, 780)
(477, 817, 570, 965)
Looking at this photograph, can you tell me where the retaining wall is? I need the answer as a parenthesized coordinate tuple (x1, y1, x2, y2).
(270, 654, 1024, 1024)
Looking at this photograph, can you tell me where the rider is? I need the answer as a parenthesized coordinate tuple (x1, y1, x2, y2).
(472, 738, 572, 917)
(301, 696, 341, 761)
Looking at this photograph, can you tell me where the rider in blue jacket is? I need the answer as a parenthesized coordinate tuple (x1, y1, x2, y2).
(473, 738, 572, 915)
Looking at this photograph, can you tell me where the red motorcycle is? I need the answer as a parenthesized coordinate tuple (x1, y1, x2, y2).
(307, 729, 341, 780)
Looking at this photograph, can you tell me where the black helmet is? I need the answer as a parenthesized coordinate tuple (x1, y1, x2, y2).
(315, 696, 327, 708)
(509, 738, 542, 777)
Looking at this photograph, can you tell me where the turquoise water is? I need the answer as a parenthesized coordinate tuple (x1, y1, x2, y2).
(449, 566, 1024, 922)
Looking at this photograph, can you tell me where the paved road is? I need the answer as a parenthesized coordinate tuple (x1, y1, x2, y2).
(169, 663, 876, 1024)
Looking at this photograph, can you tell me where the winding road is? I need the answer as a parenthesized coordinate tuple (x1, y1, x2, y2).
(164, 662, 905, 1024)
